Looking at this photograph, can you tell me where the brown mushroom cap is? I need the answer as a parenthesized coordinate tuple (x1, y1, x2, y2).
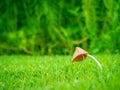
(72, 47, 88, 62)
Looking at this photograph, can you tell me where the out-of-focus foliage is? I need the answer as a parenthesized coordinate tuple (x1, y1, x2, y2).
(0, 0, 120, 55)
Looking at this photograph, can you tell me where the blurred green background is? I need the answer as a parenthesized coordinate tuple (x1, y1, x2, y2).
(0, 0, 120, 55)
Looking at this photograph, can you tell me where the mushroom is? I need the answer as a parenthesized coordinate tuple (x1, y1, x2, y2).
(72, 47, 102, 70)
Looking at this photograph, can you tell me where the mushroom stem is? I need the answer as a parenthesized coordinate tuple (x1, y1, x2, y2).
(88, 54, 102, 70)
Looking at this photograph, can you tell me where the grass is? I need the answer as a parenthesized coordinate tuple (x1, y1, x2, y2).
(0, 54, 120, 90)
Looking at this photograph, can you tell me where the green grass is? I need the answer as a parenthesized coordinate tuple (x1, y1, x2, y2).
(0, 54, 120, 90)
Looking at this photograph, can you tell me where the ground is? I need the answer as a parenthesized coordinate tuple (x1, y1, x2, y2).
(0, 54, 120, 90)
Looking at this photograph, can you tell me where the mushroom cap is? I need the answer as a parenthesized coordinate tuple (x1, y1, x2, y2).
(72, 47, 88, 62)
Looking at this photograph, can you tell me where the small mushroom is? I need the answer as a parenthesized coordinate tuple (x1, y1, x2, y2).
(72, 47, 102, 70)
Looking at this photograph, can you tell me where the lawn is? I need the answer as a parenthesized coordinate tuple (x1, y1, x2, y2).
(0, 54, 120, 90)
